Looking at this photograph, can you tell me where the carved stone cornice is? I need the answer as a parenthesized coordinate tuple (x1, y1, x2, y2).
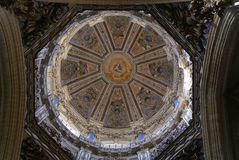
(37, 0, 191, 5)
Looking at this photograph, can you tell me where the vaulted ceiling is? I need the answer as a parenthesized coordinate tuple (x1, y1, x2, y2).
(62, 14, 173, 127)
(35, 11, 193, 159)
(0, 0, 234, 160)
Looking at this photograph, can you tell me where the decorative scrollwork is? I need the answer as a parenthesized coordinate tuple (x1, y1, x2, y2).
(11, 0, 69, 47)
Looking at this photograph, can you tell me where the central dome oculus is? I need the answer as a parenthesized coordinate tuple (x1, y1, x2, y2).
(103, 53, 133, 83)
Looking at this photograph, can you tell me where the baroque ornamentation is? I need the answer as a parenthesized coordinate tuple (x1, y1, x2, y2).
(34, 11, 193, 159)
(156, 0, 230, 53)
(20, 137, 50, 160)
(6, 0, 69, 47)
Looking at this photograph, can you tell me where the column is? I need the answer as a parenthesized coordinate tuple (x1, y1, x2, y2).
(0, 7, 26, 160)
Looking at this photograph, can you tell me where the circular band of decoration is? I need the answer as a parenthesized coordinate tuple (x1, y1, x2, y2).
(34, 11, 193, 159)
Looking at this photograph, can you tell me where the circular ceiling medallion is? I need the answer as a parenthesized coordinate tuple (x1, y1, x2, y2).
(103, 53, 133, 83)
